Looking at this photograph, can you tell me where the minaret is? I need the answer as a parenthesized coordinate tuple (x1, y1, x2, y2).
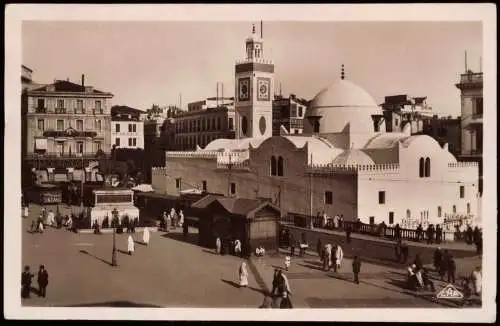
(234, 22, 274, 139)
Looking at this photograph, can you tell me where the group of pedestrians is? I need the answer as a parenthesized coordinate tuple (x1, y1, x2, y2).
(318, 240, 344, 273)
(21, 265, 48, 299)
(415, 223, 443, 244)
(160, 208, 184, 231)
(126, 226, 151, 255)
(433, 247, 457, 283)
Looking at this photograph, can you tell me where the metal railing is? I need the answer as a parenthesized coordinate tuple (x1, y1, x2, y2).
(25, 152, 109, 160)
(281, 213, 457, 243)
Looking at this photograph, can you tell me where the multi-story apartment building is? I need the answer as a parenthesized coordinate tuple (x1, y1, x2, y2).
(111, 105, 145, 149)
(272, 94, 309, 135)
(23, 73, 113, 180)
(421, 115, 462, 158)
(380, 94, 434, 134)
(172, 97, 236, 150)
(455, 68, 483, 194)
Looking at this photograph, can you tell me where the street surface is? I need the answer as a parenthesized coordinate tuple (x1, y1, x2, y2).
(22, 204, 481, 308)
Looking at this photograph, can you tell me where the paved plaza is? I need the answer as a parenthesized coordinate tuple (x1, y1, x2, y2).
(22, 204, 481, 308)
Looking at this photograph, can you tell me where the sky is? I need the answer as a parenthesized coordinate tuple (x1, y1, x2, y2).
(22, 21, 482, 116)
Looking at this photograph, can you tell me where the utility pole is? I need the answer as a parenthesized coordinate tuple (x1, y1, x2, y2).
(309, 153, 313, 228)
(227, 153, 233, 197)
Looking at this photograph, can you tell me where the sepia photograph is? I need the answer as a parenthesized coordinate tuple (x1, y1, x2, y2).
(4, 4, 496, 322)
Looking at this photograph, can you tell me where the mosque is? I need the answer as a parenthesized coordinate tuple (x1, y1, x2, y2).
(152, 24, 480, 231)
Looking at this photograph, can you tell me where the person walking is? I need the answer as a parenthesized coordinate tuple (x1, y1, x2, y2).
(395, 239, 402, 263)
(271, 269, 280, 296)
(401, 240, 409, 264)
(279, 272, 293, 308)
(433, 247, 442, 273)
(352, 256, 361, 284)
(334, 244, 344, 272)
(316, 238, 322, 260)
(182, 222, 188, 239)
(21, 266, 34, 299)
(215, 237, 222, 254)
(37, 265, 49, 298)
(446, 254, 456, 284)
(289, 233, 296, 257)
(127, 234, 135, 255)
(436, 224, 443, 244)
(142, 226, 150, 245)
(239, 262, 249, 288)
(414, 253, 423, 270)
(234, 239, 242, 256)
(346, 226, 352, 243)
(284, 255, 291, 271)
(471, 266, 482, 296)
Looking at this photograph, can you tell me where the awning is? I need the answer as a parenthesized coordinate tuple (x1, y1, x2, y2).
(35, 138, 48, 150)
(132, 184, 155, 192)
(180, 188, 203, 195)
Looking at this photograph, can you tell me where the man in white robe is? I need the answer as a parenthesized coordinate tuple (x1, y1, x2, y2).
(127, 235, 135, 255)
(335, 244, 344, 272)
(471, 266, 482, 296)
(178, 210, 184, 227)
(48, 210, 55, 226)
(216, 237, 222, 254)
(143, 227, 150, 245)
(239, 262, 249, 287)
(234, 239, 242, 256)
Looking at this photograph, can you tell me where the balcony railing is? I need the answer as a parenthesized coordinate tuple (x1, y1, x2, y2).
(35, 107, 47, 113)
(93, 108, 104, 115)
(25, 152, 110, 160)
(55, 108, 67, 114)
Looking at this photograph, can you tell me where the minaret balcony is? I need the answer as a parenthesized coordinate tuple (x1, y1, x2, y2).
(236, 58, 273, 65)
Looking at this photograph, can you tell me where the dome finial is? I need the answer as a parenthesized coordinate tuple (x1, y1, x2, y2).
(252, 24, 256, 34)
(341, 64, 345, 80)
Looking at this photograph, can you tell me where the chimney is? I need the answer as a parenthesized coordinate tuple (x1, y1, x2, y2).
(81, 74, 85, 86)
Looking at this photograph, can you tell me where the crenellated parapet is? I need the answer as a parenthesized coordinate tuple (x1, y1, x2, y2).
(448, 162, 479, 168)
(236, 58, 274, 65)
(216, 160, 251, 170)
(306, 163, 400, 174)
(152, 166, 168, 174)
(166, 151, 219, 160)
(216, 151, 249, 164)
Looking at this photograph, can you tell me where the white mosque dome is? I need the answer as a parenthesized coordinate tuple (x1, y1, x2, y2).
(332, 149, 375, 165)
(310, 79, 378, 108)
(303, 79, 382, 134)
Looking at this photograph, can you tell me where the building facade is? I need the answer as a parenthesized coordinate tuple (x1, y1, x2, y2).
(455, 69, 483, 194)
(152, 24, 480, 235)
(272, 94, 308, 135)
(171, 104, 236, 151)
(111, 106, 145, 149)
(421, 115, 461, 158)
(25, 76, 113, 157)
(380, 94, 434, 134)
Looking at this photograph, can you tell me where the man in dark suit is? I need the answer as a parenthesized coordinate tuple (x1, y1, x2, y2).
(352, 256, 361, 284)
(37, 265, 49, 298)
(21, 266, 34, 298)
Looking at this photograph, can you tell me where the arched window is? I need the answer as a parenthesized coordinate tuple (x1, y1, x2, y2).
(467, 203, 471, 214)
(437, 206, 442, 217)
(424, 157, 431, 177)
(419, 157, 424, 178)
(406, 209, 411, 219)
(270, 156, 277, 176)
(277, 156, 284, 177)
(452, 205, 456, 213)
(314, 120, 320, 133)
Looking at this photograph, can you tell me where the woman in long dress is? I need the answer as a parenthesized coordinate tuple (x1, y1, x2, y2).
(239, 262, 249, 287)
(178, 210, 184, 227)
(127, 235, 135, 255)
(143, 227, 150, 245)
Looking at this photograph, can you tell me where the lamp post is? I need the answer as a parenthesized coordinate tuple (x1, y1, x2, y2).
(111, 209, 118, 267)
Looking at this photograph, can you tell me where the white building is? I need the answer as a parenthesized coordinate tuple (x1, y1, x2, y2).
(111, 106, 145, 149)
(153, 24, 480, 236)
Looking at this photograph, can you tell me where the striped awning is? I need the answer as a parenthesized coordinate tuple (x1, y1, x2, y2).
(35, 138, 48, 150)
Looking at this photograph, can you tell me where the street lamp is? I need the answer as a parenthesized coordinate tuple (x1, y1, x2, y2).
(111, 209, 118, 267)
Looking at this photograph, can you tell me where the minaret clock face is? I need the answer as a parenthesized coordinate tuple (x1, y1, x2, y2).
(238, 77, 250, 101)
(257, 77, 271, 101)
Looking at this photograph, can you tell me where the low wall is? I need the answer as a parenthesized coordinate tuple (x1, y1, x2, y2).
(77, 226, 159, 234)
(282, 225, 477, 269)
